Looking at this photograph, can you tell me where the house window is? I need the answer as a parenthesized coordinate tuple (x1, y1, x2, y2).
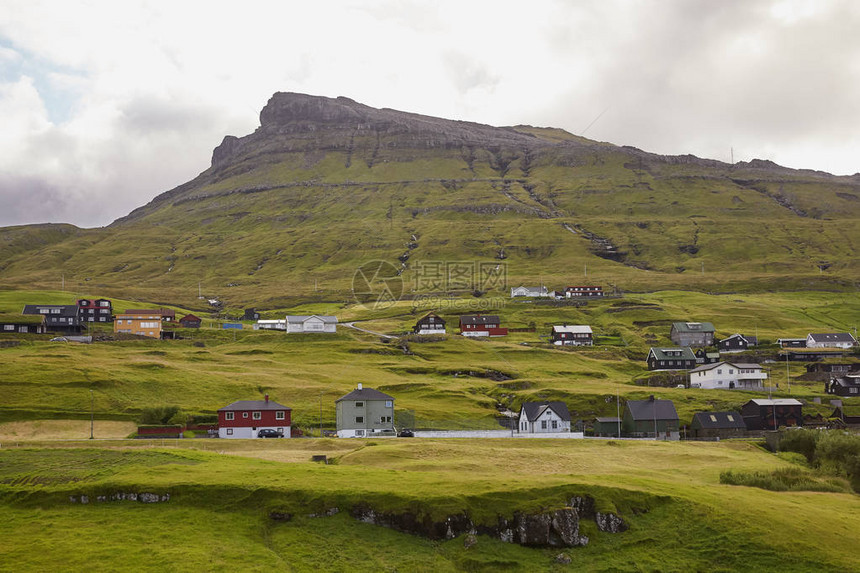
(710, 415, 717, 422)
(355, 430, 365, 437)
(276, 411, 285, 420)
(727, 415, 735, 422)
(385, 400, 392, 408)
(851, 388, 858, 394)
(541, 421, 547, 429)
(225, 412, 234, 420)
(717, 369, 722, 374)
(253, 412, 261, 420)
(243, 412, 248, 418)
(356, 416, 364, 423)
(3, 325, 13, 331)
(226, 429, 233, 435)
(355, 402, 364, 408)
(552, 421, 558, 429)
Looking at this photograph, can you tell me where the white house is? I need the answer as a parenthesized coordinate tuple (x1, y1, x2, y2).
(551, 325, 593, 346)
(254, 319, 286, 330)
(689, 361, 768, 390)
(285, 315, 338, 333)
(511, 286, 549, 298)
(806, 332, 857, 349)
(518, 402, 571, 433)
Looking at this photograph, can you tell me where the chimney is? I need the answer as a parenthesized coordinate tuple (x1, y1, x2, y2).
(265, 394, 269, 404)
(357, 383, 363, 390)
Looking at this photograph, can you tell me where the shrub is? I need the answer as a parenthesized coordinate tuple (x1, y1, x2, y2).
(139, 406, 181, 425)
(778, 429, 818, 463)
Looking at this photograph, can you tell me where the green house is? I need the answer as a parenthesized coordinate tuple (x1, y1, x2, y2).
(335, 384, 395, 438)
(622, 396, 680, 440)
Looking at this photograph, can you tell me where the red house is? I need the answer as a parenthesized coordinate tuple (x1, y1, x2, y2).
(217, 395, 291, 438)
(459, 314, 508, 337)
(179, 314, 202, 328)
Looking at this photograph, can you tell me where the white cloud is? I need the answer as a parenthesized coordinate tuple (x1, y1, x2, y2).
(1, 0, 859, 228)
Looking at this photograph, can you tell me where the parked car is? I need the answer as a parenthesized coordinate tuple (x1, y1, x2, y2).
(398, 429, 415, 438)
(258, 429, 281, 438)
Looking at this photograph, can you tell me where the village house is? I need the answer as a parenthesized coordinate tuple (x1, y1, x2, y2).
(670, 322, 715, 347)
(125, 308, 175, 323)
(76, 298, 113, 323)
(114, 310, 163, 338)
(646, 347, 697, 371)
(179, 314, 202, 328)
(22, 304, 82, 334)
(690, 411, 747, 439)
(825, 374, 860, 396)
(510, 286, 549, 298)
(622, 396, 680, 440)
(0, 313, 46, 334)
(217, 395, 291, 438)
(806, 332, 857, 349)
(286, 315, 338, 333)
(517, 401, 571, 433)
(459, 314, 508, 337)
(777, 338, 807, 348)
(564, 285, 604, 298)
(593, 416, 622, 437)
(551, 325, 593, 346)
(717, 333, 757, 352)
(255, 319, 286, 330)
(741, 399, 803, 430)
(243, 308, 260, 320)
(413, 312, 446, 335)
(688, 361, 768, 390)
(806, 363, 860, 375)
(335, 384, 395, 438)
(694, 348, 721, 365)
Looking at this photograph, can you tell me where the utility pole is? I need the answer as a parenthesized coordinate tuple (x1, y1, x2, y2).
(319, 392, 323, 438)
(616, 390, 621, 438)
(785, 353, 791, 394)
(90, 389, 94, 440)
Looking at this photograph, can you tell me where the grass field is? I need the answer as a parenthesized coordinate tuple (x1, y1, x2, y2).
(0, 439, 858, 571)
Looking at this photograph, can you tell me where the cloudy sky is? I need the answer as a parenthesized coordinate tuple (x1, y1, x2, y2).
(2, 0, 859, 228)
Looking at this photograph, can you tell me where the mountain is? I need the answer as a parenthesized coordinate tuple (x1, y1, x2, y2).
(1, 92, 859, 308)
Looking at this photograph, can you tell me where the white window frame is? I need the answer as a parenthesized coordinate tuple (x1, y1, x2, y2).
(252, 411, 261, 420)
(225, 412, 234, 421)
(276, 411, 285, 420)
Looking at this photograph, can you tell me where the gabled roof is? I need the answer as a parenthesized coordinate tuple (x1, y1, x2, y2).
(808, 332, 857, 344)
(831, 376, 860, 388)
(689, 361, 763, 374)
(648, 347, 697, 361)
(692, 411, 746, 429)
(22, 304, 78, 316)
(595, 416, 621, 423)
(720, 333, 748, 343)
(0, 313, 45, 325)
(460, 315, 500, 325)
(626, 398, 679, 421)
(218, 399, 291, 411)
(416, 312, 445, 324)
(512, 286, 548, 296)
(552, 325, 592, 334)
(671, 321, 715, 333)
(286, 315, 338, 324)
(336, 387, 394, 403)
(746, 399, 803, 407)
(520, 401, 571, 422)
(179, 314, 201, 322)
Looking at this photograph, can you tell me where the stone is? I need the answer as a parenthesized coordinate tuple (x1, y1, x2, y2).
(555, 553, 572, 564)
(463, 534, 478, 549)
(595, 512, 627, 533)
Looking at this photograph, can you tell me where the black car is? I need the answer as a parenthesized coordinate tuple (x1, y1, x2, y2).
(258, 429, 281, 438)
(398, 429, 415, 438)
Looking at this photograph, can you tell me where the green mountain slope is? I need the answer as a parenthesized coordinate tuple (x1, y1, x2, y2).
(1, 93, 859, 307)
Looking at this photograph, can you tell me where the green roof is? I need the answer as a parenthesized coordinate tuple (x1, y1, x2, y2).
(672, 322, 715, 333)
(0, 313, 44, 325)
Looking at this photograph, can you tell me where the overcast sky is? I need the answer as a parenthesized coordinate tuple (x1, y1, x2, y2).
(2, 0, 859, 228)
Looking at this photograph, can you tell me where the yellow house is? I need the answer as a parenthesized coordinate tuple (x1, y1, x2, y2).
(114, 310, 163, 339)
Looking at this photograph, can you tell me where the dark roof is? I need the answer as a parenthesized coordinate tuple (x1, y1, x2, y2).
(692, 411, 746, 429)
(22, 304, 77, 316)
(460, 315, 500, 325)
(744, 335, 758, 345)
(808, 332, 857, 344)
(218, 399, 291, 411)
(595, 416, 621, 423)
(520, 401, 571, 422)
(626, 398, 679, 421)
(831, 376, 860, 388)
(179, 314, 202, 322)
(689, 361, 763, 374)
(648, 347, 697, 361)
(417, 312, 445, 324)
(336, 387, 394, 403)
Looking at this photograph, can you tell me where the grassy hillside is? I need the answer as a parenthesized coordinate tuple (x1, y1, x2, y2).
(1, 290, 857, 430)
(0, 95, 858, 308)
(0, 439, 858, 571)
